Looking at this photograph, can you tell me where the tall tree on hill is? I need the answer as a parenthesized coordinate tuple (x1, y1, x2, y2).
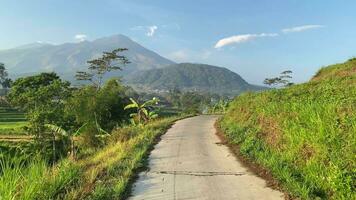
(264, 70, 294, 87)
(0, 63, 12, 89)
(75, 48, 130, 89)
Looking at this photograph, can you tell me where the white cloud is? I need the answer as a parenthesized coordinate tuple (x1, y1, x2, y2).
(74, 34, 88, 42)
(146, 25, 158, 37)
(131, 25, 158, 37)
(214, 33, 278, 48)
(282, 25, 324, 33)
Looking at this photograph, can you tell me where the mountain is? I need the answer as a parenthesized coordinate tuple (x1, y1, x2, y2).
(126, 63, 265, 94)
(0, 34, 174, 80)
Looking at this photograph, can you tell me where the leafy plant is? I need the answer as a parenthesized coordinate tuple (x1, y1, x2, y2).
(45, 123, 87, 160)
(124, 97, 159, 125)
(211, 99, 229, 114)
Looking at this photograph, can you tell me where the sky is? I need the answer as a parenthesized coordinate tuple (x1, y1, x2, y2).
(1, 0, 356, 84)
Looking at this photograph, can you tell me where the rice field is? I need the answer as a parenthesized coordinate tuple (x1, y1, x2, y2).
(0, 107, 27, 135)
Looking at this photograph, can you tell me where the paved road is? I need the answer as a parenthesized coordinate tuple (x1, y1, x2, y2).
(129, 115, 284, 200)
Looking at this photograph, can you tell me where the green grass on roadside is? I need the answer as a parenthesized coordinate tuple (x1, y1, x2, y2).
(0, 115, 188, 200)
(219, 59, 356, 199)
(67, 115, 187, 199)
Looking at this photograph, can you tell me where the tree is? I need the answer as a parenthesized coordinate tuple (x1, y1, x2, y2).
(7, 72, 73, 135)
(166, 87, 182, 108)
(75, 48, 130, 89)
(264, 70, 294, 87)
(0, 63, 12, 89)
(124, 97, 159, 125)
(67, 78, 129, 145)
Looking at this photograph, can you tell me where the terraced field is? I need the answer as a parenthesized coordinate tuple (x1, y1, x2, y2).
(0, 107, 27, 135)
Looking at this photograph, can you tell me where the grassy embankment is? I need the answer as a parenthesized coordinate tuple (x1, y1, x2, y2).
(0, 115, 187, 199)
(219, 59, 355, 199)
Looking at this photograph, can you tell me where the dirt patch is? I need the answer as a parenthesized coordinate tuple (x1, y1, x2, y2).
(257, 115, 283, 149)
(214, 121, 294, 200)
(300, 143, 315, 161)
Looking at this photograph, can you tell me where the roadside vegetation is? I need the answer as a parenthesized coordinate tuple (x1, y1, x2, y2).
(0, 116, 185, 199)
(0, 49, 211, 199)
(219, 58, 356, 199)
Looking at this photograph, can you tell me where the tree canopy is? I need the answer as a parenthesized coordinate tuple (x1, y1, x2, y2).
(75, 48, 130, 89)
(0, 63, 12, 89)
(7, 72, 72, 134)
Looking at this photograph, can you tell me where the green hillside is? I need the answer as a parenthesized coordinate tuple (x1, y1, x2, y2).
(219, 59, 356, 199)
(126, 63, 265, 94)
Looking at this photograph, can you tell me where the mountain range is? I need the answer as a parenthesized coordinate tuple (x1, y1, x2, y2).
(0, 34, 265, 94)
(0, 34, 173, 79)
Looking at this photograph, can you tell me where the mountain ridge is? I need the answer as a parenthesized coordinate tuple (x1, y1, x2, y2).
(0, 34, 174, 79)
(126, 63, 266, 94)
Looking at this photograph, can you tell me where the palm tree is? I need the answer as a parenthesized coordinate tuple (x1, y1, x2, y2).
(124, 97, 159, 124)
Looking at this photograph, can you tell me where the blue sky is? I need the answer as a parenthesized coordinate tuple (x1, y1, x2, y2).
(1, 0, 356, 84)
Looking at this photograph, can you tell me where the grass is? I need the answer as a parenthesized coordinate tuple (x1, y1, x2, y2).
(0, 156, 80, 200)
(65, 115, 187, 199)
(0, 115, 187, 199)
(219, 59, 356, 199)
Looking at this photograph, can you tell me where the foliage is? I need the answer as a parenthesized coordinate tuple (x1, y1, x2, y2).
(45, 123, 87, 160)
(178, 92, 211, 114)
(7, 73, 73, 135)
(220, 59, 356, 199)
(210, 99, 230, 114)
(0, 63, 12, 89)
(76, 48, 130, 89)
(67, 79, 129, 146)
(263, 70, 294, 87)
(0, 116, 185, 199)
(124, 97, 159, 125)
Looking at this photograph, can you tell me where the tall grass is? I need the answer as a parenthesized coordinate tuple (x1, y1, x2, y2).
(219, 59, 355, 199)
(0, 155, 80, 199)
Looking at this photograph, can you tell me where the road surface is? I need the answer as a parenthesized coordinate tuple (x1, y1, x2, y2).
(129, 115, 284, 200)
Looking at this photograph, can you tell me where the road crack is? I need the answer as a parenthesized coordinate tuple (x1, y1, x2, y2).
(150, 170, 246, 177)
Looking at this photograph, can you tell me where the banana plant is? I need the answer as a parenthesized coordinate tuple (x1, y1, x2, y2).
(45, 123, 87, 160)
(124, 97, 159, 124)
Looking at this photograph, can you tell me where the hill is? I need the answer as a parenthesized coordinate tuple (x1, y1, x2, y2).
(219, 59, 356, 199)
(126, 63, 265, 94)
(0, 34, 174, 80)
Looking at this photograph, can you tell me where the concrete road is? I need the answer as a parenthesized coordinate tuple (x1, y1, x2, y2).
(129, 115, 284, 200)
